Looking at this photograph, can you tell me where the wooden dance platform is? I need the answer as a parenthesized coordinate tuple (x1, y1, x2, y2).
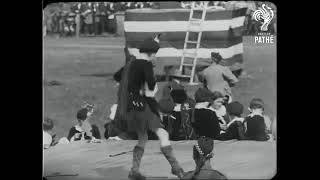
(43, 140, 277, 180)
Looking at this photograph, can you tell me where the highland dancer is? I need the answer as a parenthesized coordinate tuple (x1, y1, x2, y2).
(115, 36, 184, 180)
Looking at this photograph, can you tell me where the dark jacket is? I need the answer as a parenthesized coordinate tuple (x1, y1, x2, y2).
(193, 108, 221, 139)
(158, 80, 189, 113)
(244, 115, 269, 141)
(67, 124, 101, 141)
(217, 120, 245, 141)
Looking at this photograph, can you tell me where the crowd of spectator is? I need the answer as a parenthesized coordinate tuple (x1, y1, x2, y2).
(43, 50, 277, 150)
(101, 48, 276, 142)
(43, 2, 155, 37)
(43, 1, 276, 38)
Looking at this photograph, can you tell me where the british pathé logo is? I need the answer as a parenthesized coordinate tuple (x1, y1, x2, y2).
(253, 4, 274, 32)
(253, 4, 275, 44)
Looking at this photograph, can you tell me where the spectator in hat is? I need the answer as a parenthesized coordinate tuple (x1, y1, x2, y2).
(217, 101, 246, 140)
(93, 2, 102, 35)
(81, 2, 94, 36)
(106, 2, 117, 34)
(79, 2, 88, 34)
(67, 107, 101, 142)
(182, 136, 227, 180)
(243, 98, 270, 141)
(58, 11, 66, 37)
(192, 88, 222, 139)
(198, 52, 238, 103)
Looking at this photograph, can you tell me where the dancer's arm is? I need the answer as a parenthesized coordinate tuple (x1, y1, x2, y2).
(222, 67, 238, 86)
(144, 62, 156, 90)
(113, 67, 124, 82)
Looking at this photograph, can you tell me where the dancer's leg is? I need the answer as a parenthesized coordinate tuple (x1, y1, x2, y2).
(137, 132, 148, 149)
(129, 132, 148, 180)
(154, 128, 184, 178)
(155, 128, 170, 147)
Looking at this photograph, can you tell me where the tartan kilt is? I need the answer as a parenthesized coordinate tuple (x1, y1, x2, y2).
(126, 97, 163, 134)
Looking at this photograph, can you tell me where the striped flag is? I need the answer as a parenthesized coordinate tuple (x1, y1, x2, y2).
(124, 8, 247, 74)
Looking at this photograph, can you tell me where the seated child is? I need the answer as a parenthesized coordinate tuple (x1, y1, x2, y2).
(182, 136, 227, 180)
(243, 98, 270, 141)
(43, 117, 54, 149)
(218, 101, 246, 141)
(158, 75, 196, 140)
(192, 88, 222, 139)
(67, 107, 101, 142)
(207, 93, 231, 131)
(208, 101, 229, 130)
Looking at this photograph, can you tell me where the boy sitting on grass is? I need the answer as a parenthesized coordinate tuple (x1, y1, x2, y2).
(68, 106, 101, 143)
(217, 101, 246, 140)
(192, 88, 222, 139)
(243, 98, 270, 141)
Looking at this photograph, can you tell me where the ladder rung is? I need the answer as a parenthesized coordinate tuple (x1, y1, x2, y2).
(182, 64, 194, 67)
(192, 8, 205, 11)
(188, 26, 202, 32)
(186, 41, 198, 44)
(183, 51, 197, 57)
(173, 74, 192, 78)
(189, 21, 202, 26)
(190, 18, 202, 21)
(188, 82, 200, 85)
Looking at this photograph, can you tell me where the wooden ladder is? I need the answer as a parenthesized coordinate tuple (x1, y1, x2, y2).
(178, 1, 209, 85)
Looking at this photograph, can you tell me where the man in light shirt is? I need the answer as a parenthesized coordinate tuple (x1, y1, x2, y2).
(198, 52, 238, 102)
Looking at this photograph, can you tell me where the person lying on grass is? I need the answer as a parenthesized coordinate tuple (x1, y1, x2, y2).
(67, 107, 101, 143)
(182, 136, 227, 180)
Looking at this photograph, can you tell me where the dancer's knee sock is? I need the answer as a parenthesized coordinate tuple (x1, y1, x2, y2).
(131, 145, 144, 173)
(160, 145, 184, 178)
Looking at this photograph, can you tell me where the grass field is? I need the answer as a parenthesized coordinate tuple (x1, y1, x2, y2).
(43, 36, 276, 140)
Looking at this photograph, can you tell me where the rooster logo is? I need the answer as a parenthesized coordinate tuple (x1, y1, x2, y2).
(253, 4, 274, 32)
